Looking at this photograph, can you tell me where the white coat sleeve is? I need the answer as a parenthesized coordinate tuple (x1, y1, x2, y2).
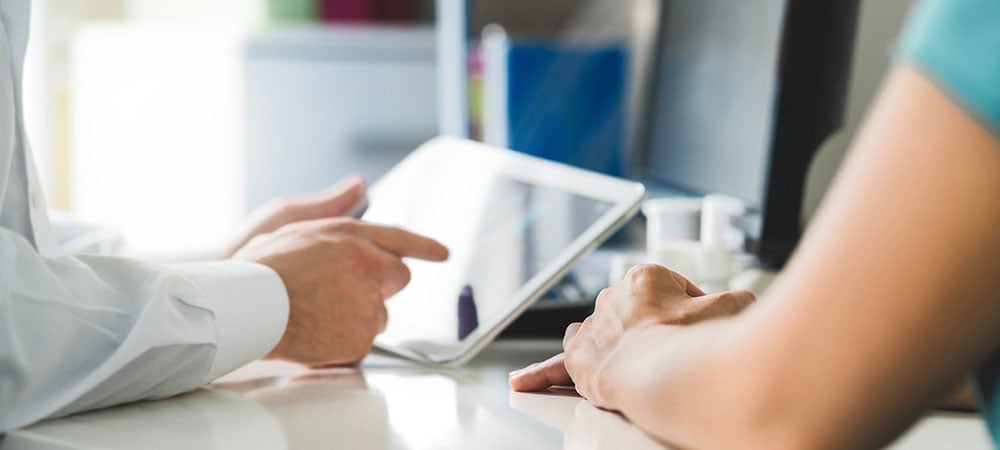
(0, 227, 289, 433)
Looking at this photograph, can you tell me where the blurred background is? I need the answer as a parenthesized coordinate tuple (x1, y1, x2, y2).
(22, 0, 916, 260)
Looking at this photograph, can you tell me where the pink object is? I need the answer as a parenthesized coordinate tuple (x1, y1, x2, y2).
(320, 0, 420, 23)
(320, 0, 374, 22)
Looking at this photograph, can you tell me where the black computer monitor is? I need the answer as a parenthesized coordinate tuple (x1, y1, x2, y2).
(640, 1, 860, 268)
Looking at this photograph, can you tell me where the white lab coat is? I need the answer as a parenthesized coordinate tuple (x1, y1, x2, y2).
(0, 0, 289, 433)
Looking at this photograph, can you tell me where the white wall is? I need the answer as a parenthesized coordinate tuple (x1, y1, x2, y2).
(70, 25, 246, 255)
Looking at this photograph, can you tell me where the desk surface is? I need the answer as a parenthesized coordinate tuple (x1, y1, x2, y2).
(2, 340, 992, 450)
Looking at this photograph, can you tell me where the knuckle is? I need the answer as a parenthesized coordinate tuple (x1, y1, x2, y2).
(625, 263, 667, 286)
(339, 237, 373, 261)
(593, 288, 614, 308)
(335, 237, 363, 259)
(326, 217, 361, 233)
(563, 322, 583, 342)
(577, 317, 595, 337)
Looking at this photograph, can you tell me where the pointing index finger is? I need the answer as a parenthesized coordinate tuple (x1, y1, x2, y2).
(363, 224, 449, 261)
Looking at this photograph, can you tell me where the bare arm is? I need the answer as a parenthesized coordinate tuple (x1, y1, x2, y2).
(575, 66, 1000, 449)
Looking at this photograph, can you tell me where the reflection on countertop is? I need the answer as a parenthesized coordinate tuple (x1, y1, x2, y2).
(3, 340, 982, 450)
(4, 340, 643, 450)
(509, 389, 672, 450)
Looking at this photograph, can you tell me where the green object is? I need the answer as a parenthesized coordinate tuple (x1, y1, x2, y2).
(267, 0, 316, 22)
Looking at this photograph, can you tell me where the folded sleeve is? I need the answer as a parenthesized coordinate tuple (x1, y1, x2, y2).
(896, 0, 1000, 136)
(0, 227, 289, 433)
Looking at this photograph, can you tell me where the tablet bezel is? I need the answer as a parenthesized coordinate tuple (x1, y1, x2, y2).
(368, 136, 646, 366)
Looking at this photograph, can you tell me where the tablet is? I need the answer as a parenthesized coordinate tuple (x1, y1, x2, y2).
(364, 137, 646, 366)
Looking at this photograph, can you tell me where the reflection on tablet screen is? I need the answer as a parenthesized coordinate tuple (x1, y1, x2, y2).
(368, 175, 613, 347)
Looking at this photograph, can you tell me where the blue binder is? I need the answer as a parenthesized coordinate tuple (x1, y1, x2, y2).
(484, 39, 628, 177)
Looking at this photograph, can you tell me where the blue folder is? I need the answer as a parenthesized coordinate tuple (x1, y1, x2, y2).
(500, 43, 628, 177)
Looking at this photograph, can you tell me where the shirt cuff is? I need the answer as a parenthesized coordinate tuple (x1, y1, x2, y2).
(170, 261, 290, 381)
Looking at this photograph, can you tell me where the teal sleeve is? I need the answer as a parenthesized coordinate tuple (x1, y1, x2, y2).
(898, 1, 1000, 440)
(896, 0, 1000, 137)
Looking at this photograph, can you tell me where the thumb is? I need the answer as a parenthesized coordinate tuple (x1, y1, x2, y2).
(691, 289, 756, 319)
(509, 353, 573, 392)
(299, 175, 366, 220)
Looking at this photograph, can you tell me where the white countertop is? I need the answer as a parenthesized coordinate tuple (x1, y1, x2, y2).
(2, 340, 992, 449)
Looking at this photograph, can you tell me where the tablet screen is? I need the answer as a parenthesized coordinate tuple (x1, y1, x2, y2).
(366, 173, 613, 347)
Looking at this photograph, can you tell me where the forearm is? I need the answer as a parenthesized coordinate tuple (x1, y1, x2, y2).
(596, 66, 1000, 449)
(597, 319, 785, 449)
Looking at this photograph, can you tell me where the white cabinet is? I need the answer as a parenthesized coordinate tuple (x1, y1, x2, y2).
(244, 25, 438, 210)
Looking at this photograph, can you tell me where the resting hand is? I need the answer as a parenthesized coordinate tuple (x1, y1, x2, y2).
(234, 217, 448, 366)
(509, 264, 754, 408)
(220, 175, 366, 259)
